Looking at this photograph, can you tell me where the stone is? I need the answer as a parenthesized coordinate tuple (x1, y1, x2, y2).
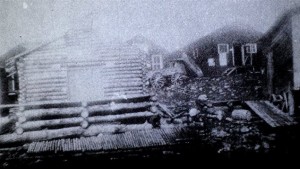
(225, 117, 233, 122)
(181, 116, 189, 123)
(198, 94, 208, 101)
(255, 144, 261, 151)
(231, 109, 252, 121)
(189, 108, 200, 117)
(215, 110, 224, 121)
(262, 142, 270, 149)
(240, 126, 250, 133)
(211, 128, 229, 138)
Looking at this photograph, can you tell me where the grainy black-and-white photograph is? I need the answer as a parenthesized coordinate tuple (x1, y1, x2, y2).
(1, 0, 300, 167)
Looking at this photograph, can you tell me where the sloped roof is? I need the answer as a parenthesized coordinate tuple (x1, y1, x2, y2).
(1, 30, 145, 67)
(259, 6, 300, 43)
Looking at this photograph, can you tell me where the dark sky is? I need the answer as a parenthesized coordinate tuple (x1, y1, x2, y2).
(0, 0, 299, 55)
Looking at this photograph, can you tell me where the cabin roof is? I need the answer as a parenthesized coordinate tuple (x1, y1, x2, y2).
(259, 6, 300, 43)
(1, 30, 145, 67)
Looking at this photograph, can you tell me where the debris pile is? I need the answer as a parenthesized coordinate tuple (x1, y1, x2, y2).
(150, 72, 273, 153)
(153, 73, 265, 113)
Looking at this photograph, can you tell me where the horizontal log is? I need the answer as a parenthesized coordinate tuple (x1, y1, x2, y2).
(25, 72, 67, 79)
(87, 111, 153, 124)
(25, 93, 68, 100)
(26, 79, 67, 85)
(24, 62, 67, 67)
(104, 87, 144, 93)
(20, 117, 83, 131)
(24, 51, 68, 57)
(20, 107, 83, 120)
(25, 75, 67, 81)
(88, 102, 152, 115)
(67, 63, 142, 70)
(0, 127, 84, 144)
(106, 79, 143, 83)
(104, 91, 145, 96)
(108, 75, 143, 80)
(0, 94, 151, 109)
(25, 83, 68, 90)
(26, 96, 68, 102)
(105, 91, 145, 96)
(24, 68, 68, 74)
(25, 87, 67, 93)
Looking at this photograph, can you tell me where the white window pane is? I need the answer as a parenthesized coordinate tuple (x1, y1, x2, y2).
(208, 58, 215, 66)
(219, 53, 228, 66)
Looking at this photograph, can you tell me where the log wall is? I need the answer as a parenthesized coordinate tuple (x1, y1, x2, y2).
(5, 39, 148, 104)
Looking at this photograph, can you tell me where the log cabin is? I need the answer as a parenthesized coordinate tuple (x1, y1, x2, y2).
(0, 30, 157, 143)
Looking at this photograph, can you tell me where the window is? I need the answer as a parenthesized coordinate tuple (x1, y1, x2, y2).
(151, 55, 163, 70)
(219, 53, 228, 66)
(218, 44, 229, 53)
(208, 58, 215, 66)
(8, 74, 18, 95)
(245, 43, 257, 54)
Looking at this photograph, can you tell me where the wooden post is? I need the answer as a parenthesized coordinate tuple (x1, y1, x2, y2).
(241, 45, 245, 66)
(231, 46, 235, 66)
(267, 52, 274, 95)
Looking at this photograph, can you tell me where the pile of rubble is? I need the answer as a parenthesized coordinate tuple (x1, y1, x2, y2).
(160, 98, 275, 153)
(153, 73, 265, 110)
(150, 73, 274, 153)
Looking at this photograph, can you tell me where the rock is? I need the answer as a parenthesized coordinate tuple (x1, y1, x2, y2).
(189, 108, 200, 117)
(172, 119, 184, 124)
(211, 128, 230, 138)
(240, 126, 250, 133)
(225, 117, 233, 122)
(262, 142, 270, 149)
(181, 116, 189, 123)
(231, 109, 252, 121)
(206, 107, 216, 114)
(198, 94, 208, 101)
(190, 85, 197, 90)
(206, 103, 213, 107)
(255, 144, 261, 151)
(215, 110, 224, 121)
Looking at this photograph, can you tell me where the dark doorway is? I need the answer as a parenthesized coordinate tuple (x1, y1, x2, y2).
(233, 45, 242, 66)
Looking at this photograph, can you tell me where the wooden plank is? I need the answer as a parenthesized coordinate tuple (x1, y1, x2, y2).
(158, 103, 175, 118)
(245, 101, 279, 127)
(245, 101, 297, 127)
(264, 101, 297, 125)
